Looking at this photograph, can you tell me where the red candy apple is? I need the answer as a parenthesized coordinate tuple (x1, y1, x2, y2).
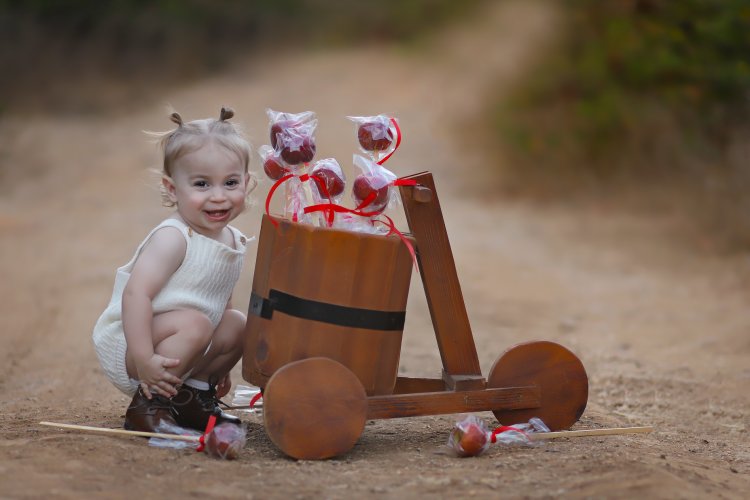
(280, 136, 316, 165)
(263, 153, 289, 180)
(270, 120, 297, 149)
(358, 120, 394, 152)
(353, 174, 390, 213)
(274, 125, 316, 166)
(312, 166, 345, 198)
(450, 421, 488, 457)
(205, 423, 245, 460)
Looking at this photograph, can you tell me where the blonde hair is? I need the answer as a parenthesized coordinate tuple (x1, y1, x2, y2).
(150, 106, 257, 207)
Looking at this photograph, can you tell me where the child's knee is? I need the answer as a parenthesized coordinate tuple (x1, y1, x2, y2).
(218, 309, 246, 348)
(177, 309, 214, 348)
(222, 309, 246, 332)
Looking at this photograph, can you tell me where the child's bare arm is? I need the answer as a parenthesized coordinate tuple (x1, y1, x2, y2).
(122, 227, 186, 397)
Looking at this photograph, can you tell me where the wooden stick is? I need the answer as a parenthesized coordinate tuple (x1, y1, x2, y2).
(529, 426, 653, 441)
(39, 421, 200, 442)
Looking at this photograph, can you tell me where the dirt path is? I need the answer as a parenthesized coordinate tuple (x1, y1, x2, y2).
(1, 1, 748, 498)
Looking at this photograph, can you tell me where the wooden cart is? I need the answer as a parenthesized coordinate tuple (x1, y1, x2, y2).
(243, 172, 588, 459)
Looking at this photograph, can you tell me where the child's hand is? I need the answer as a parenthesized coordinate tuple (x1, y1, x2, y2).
(216, 373, 232, 398)
(137, 354, 182, 399)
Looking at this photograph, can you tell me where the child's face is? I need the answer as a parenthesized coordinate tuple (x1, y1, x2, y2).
(163, 142, 249, 239)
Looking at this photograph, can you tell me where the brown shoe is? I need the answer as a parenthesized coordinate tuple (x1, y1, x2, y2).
(124, 388, 179, 433)
(171, 384, 240, 432)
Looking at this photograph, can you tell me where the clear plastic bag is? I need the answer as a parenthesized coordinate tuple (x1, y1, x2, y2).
(351, 154, 397, 215)
(307, 158, 346, 227)
(448, 416, 551, 457)
(448, 414, 490, 457)
(231, 384, 263, 413)
(310, 158, 346, 201)
(347, 114, 397, 162)
(148, 420, 202, 450)
(204, 423, 246, 460)
(266, 108, 318, 168)
(490, 417, 550, 446)
(259, 144, 289, 181)
(147, 419, 247, 460)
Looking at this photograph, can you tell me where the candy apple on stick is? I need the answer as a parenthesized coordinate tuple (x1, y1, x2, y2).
(311, 158, 346, 199)
(268, 109, 316, 149)
(351, 154, 397, 215)
(448, 415, 490, 457)
(266, 109, 318, 224)
(259, 145, 289, 181)
(309, 158, 346, 227)
(348, 114, 398, 163)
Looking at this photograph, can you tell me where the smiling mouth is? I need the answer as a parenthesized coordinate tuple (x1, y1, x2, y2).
(205, 209, 230, 221)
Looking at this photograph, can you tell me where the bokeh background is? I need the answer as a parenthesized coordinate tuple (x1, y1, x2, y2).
(2, 0, 748, 248)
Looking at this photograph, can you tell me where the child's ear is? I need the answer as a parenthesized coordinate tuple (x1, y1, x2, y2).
(162, 175, 177, 204)
(244, 171, 257, 194)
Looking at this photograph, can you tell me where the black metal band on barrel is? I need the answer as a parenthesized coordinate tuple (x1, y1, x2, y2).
(250, 289, 406, 331)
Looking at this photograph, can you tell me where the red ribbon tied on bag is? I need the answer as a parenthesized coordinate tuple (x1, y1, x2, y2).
(377, 118, 402, 166)
(249, 391, 263, 409)
(196, 414, 218, 453)
(303, 178, 420, 270)
(265, 169, 335, 227)
(489, 425, 529, 444)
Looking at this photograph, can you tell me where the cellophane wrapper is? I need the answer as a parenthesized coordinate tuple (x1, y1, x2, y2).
(148, 420, 202, 450)
(284, 175, 314, 225)
(493, 417, 550, 446)
(347, 114, 396, 161)
(308, 158, 346, 227)
(231, 384, 263, 413)
(448, 414, 490, 457)
(351, 154, 398, 215)
(204, 423, 247, 460)
(266, 108, 318, 168)
(259, 144, 288, 181)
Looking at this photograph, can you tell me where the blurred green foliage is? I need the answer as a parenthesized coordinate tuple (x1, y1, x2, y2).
(0, 0, 484, 112)
(0, 0, 483, 61)
(499, 0, 750, 177)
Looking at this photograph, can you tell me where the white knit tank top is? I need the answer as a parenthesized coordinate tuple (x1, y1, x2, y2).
(92, 218, 250, 394)
(94, 218, 248, 331)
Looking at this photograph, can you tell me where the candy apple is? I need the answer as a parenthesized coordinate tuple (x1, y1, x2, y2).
(450, 421, 488, 457)
(353, 174, 390, 213)
(205, 423, 244, 460)
(263, 153, 289, 180)
(270, 120, 297, 149)
(280, 135, 316, 165)
(312, 166, 345, 198)
(358, 120, 393, 152)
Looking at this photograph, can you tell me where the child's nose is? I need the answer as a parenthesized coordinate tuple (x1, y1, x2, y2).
(209, 186, 227, 200)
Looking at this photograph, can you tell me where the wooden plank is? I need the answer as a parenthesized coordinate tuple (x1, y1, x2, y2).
(366, 386, 540, 419)
(392, 376, 447, 394)
(442, 372, 486, 391)
(242, 214, 277, 387)
(398, 172, 482, 376)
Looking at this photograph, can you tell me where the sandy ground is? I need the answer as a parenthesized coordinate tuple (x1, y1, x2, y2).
(1, 1, 748, 498)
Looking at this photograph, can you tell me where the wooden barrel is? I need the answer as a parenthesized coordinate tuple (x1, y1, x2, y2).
(243, 214, 414, 396)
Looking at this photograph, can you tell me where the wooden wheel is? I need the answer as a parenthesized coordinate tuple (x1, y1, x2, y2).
(488, 341, 588, 431)
(263, 357, 368, 460)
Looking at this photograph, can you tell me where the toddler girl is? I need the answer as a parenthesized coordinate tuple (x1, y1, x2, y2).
(93, 107, 256, 433)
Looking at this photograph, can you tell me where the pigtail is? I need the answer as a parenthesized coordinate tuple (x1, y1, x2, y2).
(219, 107, 234, 122)
(170, 112, 183, 127)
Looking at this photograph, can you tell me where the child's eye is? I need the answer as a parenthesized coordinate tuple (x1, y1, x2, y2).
(225, 179, 240, 187)
(193, 180, 208, 188)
